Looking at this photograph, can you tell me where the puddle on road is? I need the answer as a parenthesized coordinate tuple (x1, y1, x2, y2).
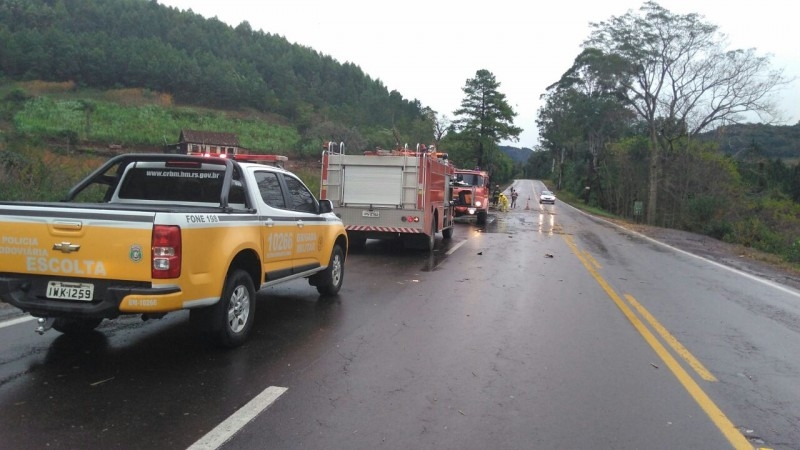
(356, 207, 566, 273)
(478, 208, 565, 236)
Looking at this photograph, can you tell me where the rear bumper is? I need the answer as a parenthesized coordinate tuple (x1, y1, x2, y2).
(0, 274, 179, 319)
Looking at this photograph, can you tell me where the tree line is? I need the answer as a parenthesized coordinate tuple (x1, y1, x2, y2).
(529, 1, 799, 262)
(0, 0, 434, 149)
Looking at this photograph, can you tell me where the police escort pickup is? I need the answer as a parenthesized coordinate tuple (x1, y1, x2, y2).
(0, 153, 348, 347)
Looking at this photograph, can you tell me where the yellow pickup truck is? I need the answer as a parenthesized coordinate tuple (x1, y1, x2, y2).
(0, 153, 348, 347)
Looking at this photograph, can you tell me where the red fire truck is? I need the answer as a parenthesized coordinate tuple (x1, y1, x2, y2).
(451, 168, 490, 224)
(320, 142, 455, 251)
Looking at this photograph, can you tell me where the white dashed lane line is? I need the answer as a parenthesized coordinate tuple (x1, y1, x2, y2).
(0, 315, 36, 330)
(187, 385, 288, 450)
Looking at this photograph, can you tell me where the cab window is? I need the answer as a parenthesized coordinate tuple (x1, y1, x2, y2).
(284, 176, 317, 213)
(254, 171, 286, 208)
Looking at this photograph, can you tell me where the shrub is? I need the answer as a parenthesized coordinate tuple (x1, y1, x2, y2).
(787, 240, 800, 263)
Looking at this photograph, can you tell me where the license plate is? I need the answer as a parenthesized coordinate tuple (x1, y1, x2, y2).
(46, 281, 94, 301)
(362, 210, 380, 218)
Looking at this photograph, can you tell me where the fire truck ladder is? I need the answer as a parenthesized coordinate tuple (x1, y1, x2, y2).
(324, 141, 345, 205)
(401, 144, 423, 209)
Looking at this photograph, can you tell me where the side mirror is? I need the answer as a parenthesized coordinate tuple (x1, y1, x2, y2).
(319, 199, 334, 214)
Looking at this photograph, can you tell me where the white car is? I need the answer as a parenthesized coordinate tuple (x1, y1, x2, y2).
(539, 190, 556, 204)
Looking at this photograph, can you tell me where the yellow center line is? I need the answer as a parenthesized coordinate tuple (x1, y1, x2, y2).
(624, 293, 717, 382)
(582, 249, 602, 269)
(563, 235, 753, 450)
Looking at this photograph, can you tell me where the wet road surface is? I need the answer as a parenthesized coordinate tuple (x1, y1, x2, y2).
(1, 179, 799, 449)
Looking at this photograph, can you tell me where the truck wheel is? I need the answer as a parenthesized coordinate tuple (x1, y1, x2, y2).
(442, 226, 453, 239)
(425, 218, 436, 251)
(313, 244, 345, 296)
(347, 232, 367, 251)
(212, 269, 256, 348)
(477, 210, 487, 225)
(52, 317, 103, 334)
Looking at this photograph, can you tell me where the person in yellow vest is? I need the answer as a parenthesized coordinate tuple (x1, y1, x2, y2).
(498, 192, 510, 212)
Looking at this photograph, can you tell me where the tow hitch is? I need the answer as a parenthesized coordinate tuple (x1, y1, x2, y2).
(35, 317, 54, 335)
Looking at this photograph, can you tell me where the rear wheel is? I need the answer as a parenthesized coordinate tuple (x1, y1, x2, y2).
(52, 317, 103, 334)
(206, 269, 256, 348)
(425, 218, 436, 251)
(442, 226, 453, 239)
(312, 244, 345, 296)
(346, 232, 367, 251)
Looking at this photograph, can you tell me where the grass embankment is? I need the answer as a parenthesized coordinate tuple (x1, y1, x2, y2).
(1, 82, 321, 201)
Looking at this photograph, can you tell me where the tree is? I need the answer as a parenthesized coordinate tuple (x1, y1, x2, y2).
(423, 107, 450, 148)
(538, 49, 634, 194)
(452, 69, 521, 173)
(585, 1, 787, 224)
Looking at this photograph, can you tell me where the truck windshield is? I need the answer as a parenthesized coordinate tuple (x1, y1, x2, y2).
(457, 174, 485, 186)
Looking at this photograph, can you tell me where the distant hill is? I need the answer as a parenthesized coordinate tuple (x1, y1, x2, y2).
(500, 145, 534, 164)
(697, 123, 800, 159)
(0, 0, 430, 148)
(498, 125, 800, 162)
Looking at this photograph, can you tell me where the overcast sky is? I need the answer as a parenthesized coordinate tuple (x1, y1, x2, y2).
(157, 0, 799, 149)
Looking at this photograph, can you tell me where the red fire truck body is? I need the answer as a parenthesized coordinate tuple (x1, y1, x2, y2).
(451, 168, 490, 224)
(320, 143, 455, 250)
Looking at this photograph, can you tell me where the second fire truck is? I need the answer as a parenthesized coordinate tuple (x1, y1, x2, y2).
(451, 167, 491, 224)
(320, 142, 455, 251)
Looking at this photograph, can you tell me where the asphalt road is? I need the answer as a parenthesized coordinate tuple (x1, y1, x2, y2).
(1, 179, 798, 449)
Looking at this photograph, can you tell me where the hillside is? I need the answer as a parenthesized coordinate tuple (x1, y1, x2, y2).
(0, 0, 433, 150)
(500, 145, 534, 164)
(697, 123, 800, 160)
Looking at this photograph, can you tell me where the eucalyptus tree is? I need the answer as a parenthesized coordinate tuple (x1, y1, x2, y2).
(537, 48, 633, 192)
(452, 69, 521, 172)
(585, 1, 786, 224)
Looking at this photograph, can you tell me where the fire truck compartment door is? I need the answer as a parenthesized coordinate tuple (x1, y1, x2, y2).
(342, 166, 402, 206)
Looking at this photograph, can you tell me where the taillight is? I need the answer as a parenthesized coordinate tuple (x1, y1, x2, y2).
(152, 225, 181, 279)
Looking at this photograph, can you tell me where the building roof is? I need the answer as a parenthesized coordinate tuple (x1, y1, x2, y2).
(179, 130, 239, 147)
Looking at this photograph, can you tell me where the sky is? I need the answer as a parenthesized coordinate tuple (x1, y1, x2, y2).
(156, 0, 799, 149)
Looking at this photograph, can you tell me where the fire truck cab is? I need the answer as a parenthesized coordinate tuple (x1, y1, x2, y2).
(452, 168, 490, 224)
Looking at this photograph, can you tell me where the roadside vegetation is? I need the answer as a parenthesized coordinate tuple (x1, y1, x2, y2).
(525, 2, 800, 268)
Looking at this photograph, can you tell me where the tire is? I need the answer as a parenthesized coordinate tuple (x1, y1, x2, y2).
(425, 218, 436, 251)
(52, 317, 103, 334)
(211, 269, 256, 348)
(442, 226, 453, 239)
(347, 232, 367, 251)
(313, 244, 345, 296)
(476, 210, 487, 225)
